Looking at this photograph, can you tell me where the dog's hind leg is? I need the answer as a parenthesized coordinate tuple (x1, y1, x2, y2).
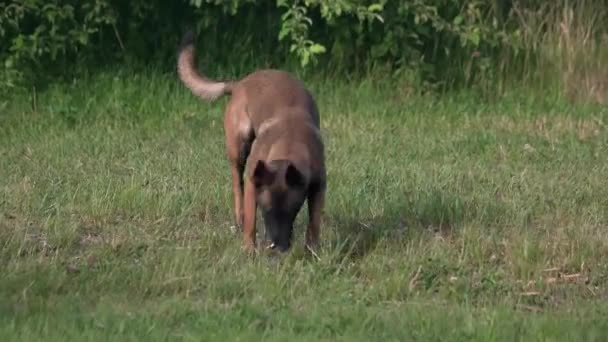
(224, 103, 253, 231)
(229, 161, 245, 229)
(242, 176, 257, 251)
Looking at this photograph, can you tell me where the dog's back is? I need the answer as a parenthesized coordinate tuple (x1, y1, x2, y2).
(233, 70, 320, 129)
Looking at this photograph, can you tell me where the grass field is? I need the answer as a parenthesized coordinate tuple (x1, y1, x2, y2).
(1, 69, 608, 341)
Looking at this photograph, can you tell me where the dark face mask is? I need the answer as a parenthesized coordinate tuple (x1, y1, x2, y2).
(262, 201, 304, 252)
(253, 159, 308, 252)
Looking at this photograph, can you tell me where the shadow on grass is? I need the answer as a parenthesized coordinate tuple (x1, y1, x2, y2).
(324, 189, 491, 262)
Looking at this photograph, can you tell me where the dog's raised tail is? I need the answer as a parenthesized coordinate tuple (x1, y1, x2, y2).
(177, 30, 232, 101)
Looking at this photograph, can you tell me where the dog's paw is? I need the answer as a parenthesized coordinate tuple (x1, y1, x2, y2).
(241, 241, 257, 255)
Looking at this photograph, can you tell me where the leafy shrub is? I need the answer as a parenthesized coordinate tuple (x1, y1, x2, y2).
(0, 0, 116, 89)
(1, 0, 606, 98)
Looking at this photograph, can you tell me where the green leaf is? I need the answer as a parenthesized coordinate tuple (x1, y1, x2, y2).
(309, 43, 326, 54)
(368, 4, 383, 12)
(278, 27, 290, 40)
(301, 50, 310, 67)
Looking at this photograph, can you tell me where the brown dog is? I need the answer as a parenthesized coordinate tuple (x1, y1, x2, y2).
(177, 31, 326, 253)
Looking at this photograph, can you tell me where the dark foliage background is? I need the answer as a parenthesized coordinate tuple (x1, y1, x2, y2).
(1, 0, 607, 99)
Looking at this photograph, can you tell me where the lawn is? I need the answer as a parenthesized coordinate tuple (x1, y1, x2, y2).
(1, 69, 607, 341)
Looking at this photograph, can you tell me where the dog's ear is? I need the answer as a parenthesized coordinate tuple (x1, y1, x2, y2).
(285, 163, 305, 188)
(253, 160, 275, 187)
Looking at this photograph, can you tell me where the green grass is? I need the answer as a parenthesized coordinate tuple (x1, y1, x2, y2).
(1, 69, 608, 341)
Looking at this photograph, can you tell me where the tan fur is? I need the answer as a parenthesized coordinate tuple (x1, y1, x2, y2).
(177, 32, 326, 253)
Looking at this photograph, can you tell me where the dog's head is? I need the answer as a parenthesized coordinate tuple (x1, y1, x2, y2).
(252, 159, 309, 251)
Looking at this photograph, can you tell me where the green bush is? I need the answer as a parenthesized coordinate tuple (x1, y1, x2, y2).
(1, 0, 606, 98)
(0, 0, 116, 88)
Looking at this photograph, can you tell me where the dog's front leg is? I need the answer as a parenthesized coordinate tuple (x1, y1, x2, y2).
(306, 181, 325, 253)
(242, 177, 257, 252)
